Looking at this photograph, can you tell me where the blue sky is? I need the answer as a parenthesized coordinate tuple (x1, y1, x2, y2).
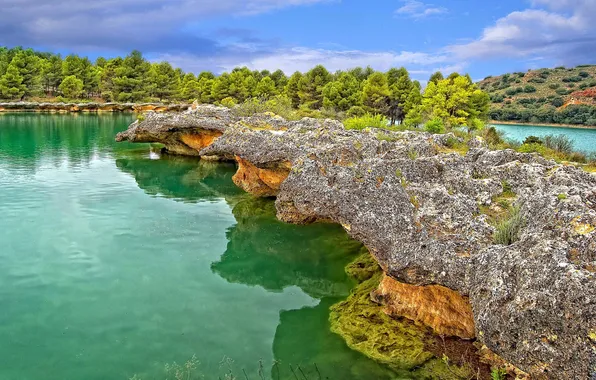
(1, 0, 595, 82)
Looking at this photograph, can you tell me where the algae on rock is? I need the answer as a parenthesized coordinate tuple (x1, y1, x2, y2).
(329, 251, 474, 379)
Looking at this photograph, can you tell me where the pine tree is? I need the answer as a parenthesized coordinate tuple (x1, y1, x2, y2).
(59, 75, 84, 99)
(298, 65, 332, 109)
(361, 72, 390, 115)
(10, 50, 41, 98)
(285, 71, 303, 108)
(41, 55, 63, 96)
(113, 50, 150, 102)
(322, 72, 361, 111)
(0, 63, 26, 99)
(255, 76, 278, 99)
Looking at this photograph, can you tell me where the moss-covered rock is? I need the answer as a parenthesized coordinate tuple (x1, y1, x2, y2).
(329, 251, 474, 379)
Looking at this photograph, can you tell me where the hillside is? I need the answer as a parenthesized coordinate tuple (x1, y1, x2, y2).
(478, 65, 596, 126)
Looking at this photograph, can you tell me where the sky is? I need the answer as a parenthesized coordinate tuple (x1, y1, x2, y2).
(1, 0, 595, 82)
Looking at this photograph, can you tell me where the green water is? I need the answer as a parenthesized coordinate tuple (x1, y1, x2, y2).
(0, 114, 398, 380)
(492, 123, 596, 153)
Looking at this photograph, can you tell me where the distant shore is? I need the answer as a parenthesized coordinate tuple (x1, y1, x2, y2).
(490, 120, 596, 130)
(0, 102, 190, 113)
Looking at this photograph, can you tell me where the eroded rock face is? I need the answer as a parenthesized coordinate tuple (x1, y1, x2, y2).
(116, 107, 596, 379)
(372, 274, 476, 339)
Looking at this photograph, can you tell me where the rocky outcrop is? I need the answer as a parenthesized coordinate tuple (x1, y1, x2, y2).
(117, 105, 596, 379)
(372, 274, 476, 339)
(0, 102, 189, 113)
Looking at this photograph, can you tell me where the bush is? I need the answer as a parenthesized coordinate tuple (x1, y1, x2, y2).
(346, 105, 366, 117)
(220, 97, 237, 108)
(231, 96, 299, 120)
(493, 205, 525, 245)
(482, 126, 505, 147)
(523, 136, 542, 145)
(578, 71, 590, 78)
(529, 78, 545, 83)
(424, 118, 445, 134)
(344, 113, 388, 130)
(551, 97, 564, 107)
(548, 83, 560, 90)
(543, 134, 574, 154)
(524, 85, 537, 93)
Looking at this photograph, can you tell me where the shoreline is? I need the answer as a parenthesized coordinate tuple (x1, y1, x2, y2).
(490, 120, 596, 130)
(0, 102, 190, 113)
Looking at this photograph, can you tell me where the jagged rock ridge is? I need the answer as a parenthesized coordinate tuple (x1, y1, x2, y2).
(116, 105, 596, 379)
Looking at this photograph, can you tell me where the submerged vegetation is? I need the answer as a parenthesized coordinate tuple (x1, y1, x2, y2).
(329, 250, 476, 379)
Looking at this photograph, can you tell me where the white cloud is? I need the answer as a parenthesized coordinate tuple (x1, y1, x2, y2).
(154, 47, 456, 83)
(0, 0, 331, 52)
(395, 0, 447, 19)
(446, 0, 596, 65)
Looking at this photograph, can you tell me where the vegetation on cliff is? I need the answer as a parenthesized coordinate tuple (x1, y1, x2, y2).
(478, 65, 596, 126)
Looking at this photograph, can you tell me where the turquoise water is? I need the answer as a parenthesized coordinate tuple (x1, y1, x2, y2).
(0, 114, 398, 380)
(492, 123, 596, 153)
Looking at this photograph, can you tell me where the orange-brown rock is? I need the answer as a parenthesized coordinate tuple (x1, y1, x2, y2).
(372, 273, 475, 339)
(232, 156, 290, 197)
(180, 132, 223, 151)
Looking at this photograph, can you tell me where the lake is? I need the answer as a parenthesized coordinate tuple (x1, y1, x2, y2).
(0, 114, 402, 380)
(492, 123, 596, 154)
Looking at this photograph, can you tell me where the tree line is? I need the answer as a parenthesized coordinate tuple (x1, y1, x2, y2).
(0, 47, 489, 128)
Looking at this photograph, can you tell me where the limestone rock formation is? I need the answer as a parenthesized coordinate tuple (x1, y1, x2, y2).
(117, 105, 596, 379)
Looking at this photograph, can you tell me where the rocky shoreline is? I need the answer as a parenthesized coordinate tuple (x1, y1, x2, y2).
(0, 102, 189, 113)
(116, 105, 596, 379)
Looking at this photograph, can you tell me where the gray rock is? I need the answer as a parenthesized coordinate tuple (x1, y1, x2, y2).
(116, 108, 596, 379)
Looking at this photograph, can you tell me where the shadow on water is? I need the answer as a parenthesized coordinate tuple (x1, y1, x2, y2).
(116, 150, 401, 379)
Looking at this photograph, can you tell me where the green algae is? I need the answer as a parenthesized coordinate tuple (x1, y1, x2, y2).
(329, 250, 475, 379)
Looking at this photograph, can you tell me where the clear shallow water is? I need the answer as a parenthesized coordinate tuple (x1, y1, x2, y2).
(492, 123, 596, 153)
(0, 114, 397, 380)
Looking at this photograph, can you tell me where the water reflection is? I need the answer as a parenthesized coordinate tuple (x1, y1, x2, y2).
(115, 154, 244, 203)
(0, 113, 135, 173)
(117, 152, 397, 379)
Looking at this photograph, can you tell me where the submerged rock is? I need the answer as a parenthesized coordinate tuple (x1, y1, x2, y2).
(117, 106, 596, 379)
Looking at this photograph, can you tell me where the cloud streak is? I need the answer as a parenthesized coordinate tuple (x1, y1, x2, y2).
(395, 0, 447, 19)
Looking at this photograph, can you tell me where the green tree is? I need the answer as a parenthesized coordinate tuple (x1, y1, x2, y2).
(99, 57, 123, 101)
(428, 71, 444, 85)
(10, 50, 41, 98)
(113, 50, 150, 102)
(211, 73, 231, 102)
(285, 71, 303, 108)
(361, 72, 389, 115)
(197, 76, 214, 103)
(59, 75, 84, 99)
(40, 54, 63, 96)
(270, 69, 288, 91)
(179, 73, 199, 101)
(298, 65, 332, 109)
(255, 76, 278, 99)
(147, 61, 179, 101)
(0, 63, 26, 99)
(386, 67, 413, 124)
(409, 74, 489, 128)
(322, 72, 361, 111)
